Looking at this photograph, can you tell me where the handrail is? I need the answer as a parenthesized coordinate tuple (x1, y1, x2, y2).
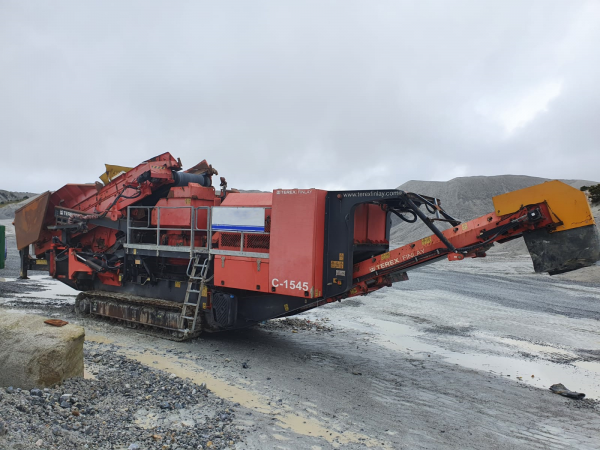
(125, 205, 271, 257)
(126, 205, 212, 256)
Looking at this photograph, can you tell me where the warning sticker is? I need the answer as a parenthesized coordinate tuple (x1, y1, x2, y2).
(336, 270, 346, 276)
(331, 261, 344, 269)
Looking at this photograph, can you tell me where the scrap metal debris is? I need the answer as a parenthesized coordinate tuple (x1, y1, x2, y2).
(549, 383, 586, 399)
(43, 319, 69, 327)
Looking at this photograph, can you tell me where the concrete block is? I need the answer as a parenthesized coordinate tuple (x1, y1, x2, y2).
(0, 311, 84, 388)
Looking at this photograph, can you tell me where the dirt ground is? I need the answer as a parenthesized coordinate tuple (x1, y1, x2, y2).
(1, 219, 600, 449)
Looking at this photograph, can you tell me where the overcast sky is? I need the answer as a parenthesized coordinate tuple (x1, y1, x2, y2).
(1, 1, 599, 194)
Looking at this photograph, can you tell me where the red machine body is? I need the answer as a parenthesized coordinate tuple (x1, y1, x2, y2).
(14, 153, 600, 338)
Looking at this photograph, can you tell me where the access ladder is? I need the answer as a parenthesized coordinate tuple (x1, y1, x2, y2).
(179, 254, 212, 332)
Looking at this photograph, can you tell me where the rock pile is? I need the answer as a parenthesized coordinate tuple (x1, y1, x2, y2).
(260, 317, 333, 332)
(0, 342, 242, 449)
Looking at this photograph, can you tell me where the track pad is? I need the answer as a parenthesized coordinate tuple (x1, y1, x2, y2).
(212, 292, 237, 327)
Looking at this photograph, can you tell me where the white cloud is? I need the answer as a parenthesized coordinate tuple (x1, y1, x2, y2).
(1, 1, 599, 192)
(500, 81, 563, 134)
(475, 80, 563, 135)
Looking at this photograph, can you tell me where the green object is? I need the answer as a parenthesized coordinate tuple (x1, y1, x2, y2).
(0, 225, 5, 270)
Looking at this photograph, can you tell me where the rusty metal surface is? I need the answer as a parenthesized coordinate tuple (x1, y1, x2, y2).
(44, 319, 69, 327)
(14, 191, 51, 250)
(82, 291, 183, 310)
(524, 224, 600, 275)
(184, 159, 218, 176)
(90, 299, 182, 330)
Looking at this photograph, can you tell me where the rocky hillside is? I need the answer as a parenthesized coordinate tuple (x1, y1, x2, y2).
(0, 190, 36, 205)
(391, 175, 599, 256)
(0, 190, 39, 220)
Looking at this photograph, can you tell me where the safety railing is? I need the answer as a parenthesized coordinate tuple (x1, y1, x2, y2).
(125, 206, 212, 255)
(124, 205, 271, 258)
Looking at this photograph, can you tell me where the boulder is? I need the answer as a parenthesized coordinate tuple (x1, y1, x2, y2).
(0, 311, 84, 388)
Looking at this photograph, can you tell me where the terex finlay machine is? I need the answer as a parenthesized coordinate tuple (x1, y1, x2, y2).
(14, 153, 600, 339)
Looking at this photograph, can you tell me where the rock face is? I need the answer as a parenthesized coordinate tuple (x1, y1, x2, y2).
(0, 312, 84, 388)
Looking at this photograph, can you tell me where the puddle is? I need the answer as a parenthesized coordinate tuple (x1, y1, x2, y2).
(495, 337, 577, 358)
(0, 275, 77, 306)
(326, 316, 600, 399)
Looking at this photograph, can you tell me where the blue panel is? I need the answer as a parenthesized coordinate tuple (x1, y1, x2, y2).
(212, 224, 265, 232)
(212, 207, 266, 233)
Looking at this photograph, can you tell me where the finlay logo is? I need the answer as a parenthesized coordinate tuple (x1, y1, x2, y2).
(276, 190, 312, 195)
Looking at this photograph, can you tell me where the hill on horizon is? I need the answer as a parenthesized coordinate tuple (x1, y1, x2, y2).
(0, 189, 37, 204)
(0, 190, 39, 220)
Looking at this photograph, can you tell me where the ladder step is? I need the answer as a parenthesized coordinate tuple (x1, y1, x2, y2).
(180, 255, 208, 329)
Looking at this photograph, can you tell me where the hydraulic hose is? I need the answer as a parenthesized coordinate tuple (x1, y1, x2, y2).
(390, 209, 418, 223)
(404, 196, 457, 253)
(410, 193, 461, 226)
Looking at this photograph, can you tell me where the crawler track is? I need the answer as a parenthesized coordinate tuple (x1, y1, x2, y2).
(75, 291, 203, 341)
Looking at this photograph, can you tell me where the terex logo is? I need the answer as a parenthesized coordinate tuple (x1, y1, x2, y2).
(370, 258, 400, 272)
(369, 249, 426, 272)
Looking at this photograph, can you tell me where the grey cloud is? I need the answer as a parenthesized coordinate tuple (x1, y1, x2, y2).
(1, 1, 598, 194)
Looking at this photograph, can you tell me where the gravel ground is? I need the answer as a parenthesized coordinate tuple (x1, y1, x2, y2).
(258, 317, 333, 332)
(0, 342, 242, 450)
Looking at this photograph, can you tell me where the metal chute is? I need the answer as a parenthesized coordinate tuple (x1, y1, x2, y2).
(493, 180, 600, 275)
(14, 192, 51, 250)
(524, 225, 600, 275)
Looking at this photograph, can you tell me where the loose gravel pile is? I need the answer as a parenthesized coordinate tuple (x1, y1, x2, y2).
(259, 317, 333, 332)
(0, 342, 242, 450)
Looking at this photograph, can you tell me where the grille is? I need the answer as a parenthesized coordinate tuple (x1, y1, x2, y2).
(220, 233, 242, 249)
(245, 233, 270, 250)
(219, 232, 270, 252)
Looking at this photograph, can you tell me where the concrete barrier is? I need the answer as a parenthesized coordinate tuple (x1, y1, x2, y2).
(0, 311, 84, 388)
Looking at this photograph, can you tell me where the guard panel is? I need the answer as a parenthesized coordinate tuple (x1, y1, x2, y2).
(269, 189, 327, 298)
(493, 180, 595, 232)
(214, 255, 270, 292)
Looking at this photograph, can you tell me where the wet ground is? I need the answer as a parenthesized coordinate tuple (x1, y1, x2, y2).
(1, 219, 600, 449)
